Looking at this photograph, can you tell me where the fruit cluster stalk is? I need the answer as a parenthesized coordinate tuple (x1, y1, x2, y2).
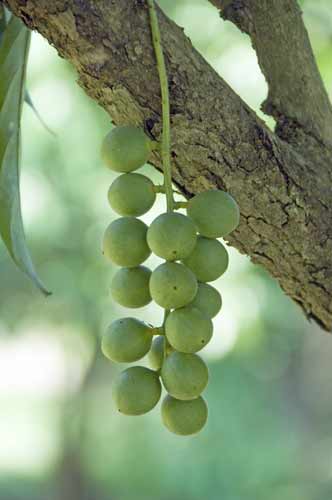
(147, 0, 174, 213)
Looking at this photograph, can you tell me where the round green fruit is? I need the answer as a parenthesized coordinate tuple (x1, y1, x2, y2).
(187, 189, 240, 238)
(102, 318, 153, 363)
(190, 283, 222, 319)
(102, 217, 150, 267)
(165, 305, 213, 353)
(147, 212, 197, 261)
(113, 366, 161, 415)
(161, 351, 208, 400)
(108, 173, 156, 216)
(149, 262, 197, 309)
(148, 335, 165, 371)
(161, 395, 208, 435)
(101, 126, 152, 173)
(111, 266, 152, 308)
(183, 236, 229, 282)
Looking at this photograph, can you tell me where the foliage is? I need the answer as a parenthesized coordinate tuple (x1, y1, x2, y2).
(0, 14, 48, 294)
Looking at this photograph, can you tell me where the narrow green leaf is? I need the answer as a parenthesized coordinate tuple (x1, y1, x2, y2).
(0, 16, 50, 295)
(0, 6, 6, 46)
(25, 90, 56, 136)
(0, 10, 56, 138)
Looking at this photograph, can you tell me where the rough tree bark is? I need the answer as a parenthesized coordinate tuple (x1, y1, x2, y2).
(2, 0, 332, 330)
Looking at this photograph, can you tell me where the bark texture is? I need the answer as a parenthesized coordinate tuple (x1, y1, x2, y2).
(210, 0, 332, 151)
(3, 0, 332, 330)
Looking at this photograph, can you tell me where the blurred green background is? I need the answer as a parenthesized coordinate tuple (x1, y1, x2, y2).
(1, 1, 332, 499)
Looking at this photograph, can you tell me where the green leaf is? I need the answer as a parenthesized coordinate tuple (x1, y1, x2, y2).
(0, 6, 6, 45)
(0, 16, 50, 295)
(25, 90, 56, 136)
(0, 9, 55, 138)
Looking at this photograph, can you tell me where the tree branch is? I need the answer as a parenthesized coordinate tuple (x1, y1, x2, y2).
(210, 0, 332, 151)
(3, 0, 332, 330)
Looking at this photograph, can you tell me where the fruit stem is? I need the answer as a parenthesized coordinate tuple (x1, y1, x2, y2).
(151, 326, 165, 336)
(174, 201, 188, 209)
(161, 309, 170, 363)
(147, 0, 174, 213)
(149, 140, 160, 152)
(153, 184, 166, 193)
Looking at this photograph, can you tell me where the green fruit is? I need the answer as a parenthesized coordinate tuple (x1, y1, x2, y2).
(108, 173, 156, 216)
(149, 262, 197, 309)
(102, 318, 153, 363)
(111, 266, 152, 308)
(187, 189, 240, 238)
(161, 395, 208, 435)
(103, 217, 151, 267)
(113, 366, 161, 415)
(148, 335, 165, 371)
(183, 236, 229, 282)
(190, 283, 222, 318)
(101, 126, 152, 172)
(147, 212, 197, 261)
(161, 351, 208, 400)
(165, 305, 213, 353)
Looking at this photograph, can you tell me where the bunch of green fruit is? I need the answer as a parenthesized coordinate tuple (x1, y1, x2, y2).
(101, 125, 240, 436)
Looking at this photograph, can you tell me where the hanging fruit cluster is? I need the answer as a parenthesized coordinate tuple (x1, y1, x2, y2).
(100, 0, 240, 436)
(101, 126, 239, 435)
